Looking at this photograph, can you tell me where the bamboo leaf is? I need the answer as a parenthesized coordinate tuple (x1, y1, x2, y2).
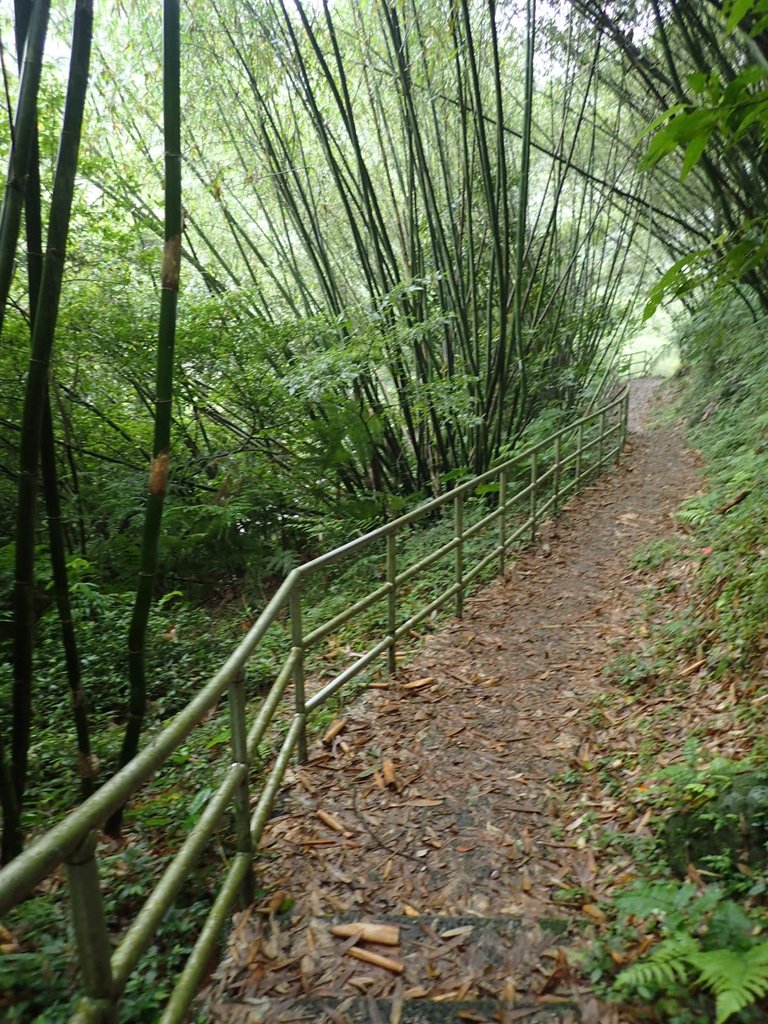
(725, 0, 756, 33)
(635, 103, 687, 144)
(680, 130, 712, 183)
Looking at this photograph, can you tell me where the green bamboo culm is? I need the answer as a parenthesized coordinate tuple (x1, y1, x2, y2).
(0, 0, 36, 858)
(14, 1, 95, 800)
(107, 0, 181, 837)
(509, 0, 535, 440)
(0, 0, 50, 337)
(5, 0, 93, 865)
(41, 398, 95, 798)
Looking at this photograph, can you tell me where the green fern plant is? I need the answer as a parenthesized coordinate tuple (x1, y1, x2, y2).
(677, 495, 716, 528)
(612, 882, 768, 1021)
(690, 946, 768, 1024)
(616, 937, 768, 1021)
(615, 933, 700, 993)
(615, 880, 722, 931)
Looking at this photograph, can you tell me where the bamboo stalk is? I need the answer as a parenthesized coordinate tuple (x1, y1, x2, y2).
(20, 23, 95, 801)
(0, 0, 50, 336)
(5, 0, 93, 864)
(108, 0, 181, 835)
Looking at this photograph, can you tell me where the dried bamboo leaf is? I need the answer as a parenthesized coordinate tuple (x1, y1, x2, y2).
(382, 759, 397, 787)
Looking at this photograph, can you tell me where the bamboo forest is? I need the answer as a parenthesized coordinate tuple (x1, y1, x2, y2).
(6, 0, 768, 1021)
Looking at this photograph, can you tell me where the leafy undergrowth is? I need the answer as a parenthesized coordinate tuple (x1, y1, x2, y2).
(570, 297, 768, 1022)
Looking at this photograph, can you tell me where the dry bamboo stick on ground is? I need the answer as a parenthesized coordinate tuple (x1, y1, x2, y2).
(346, 946, 404, 973)
(331, 922, 400, 945)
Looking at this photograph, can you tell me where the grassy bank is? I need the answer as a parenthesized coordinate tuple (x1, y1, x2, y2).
(586, 296, 768, 1023)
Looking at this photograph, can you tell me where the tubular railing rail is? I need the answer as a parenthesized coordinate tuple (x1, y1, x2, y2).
(620, 349, 657, 380)
(583, 343, 652, 416)
(584, 343, 624, 413)
(0, 387, 630, 1024)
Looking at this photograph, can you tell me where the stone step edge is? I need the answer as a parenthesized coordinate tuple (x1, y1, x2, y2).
(297, 994, 576, 1023)
(310, 913, 571, 937)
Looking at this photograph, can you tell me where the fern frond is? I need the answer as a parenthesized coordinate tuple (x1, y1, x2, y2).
(615, 881, 698, 920)
(676, 496, 715, 527)
(614, 934, 700, 994)
(690, 943, 768, 1024)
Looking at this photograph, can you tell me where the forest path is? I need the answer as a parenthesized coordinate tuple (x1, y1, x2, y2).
(205, 379, 700, 1024)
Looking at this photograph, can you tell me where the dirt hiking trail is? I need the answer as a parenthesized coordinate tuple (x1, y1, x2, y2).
(205, 380, 701, 1024)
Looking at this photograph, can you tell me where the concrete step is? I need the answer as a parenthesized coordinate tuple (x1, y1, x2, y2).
(298, 994, 576, 1023)
(207, 913, 582, 1022)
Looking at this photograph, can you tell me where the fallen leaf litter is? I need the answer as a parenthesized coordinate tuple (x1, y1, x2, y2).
(204, 381, 704, 1023)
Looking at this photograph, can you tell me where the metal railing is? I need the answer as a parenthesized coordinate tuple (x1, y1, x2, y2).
(620, 349, 658, 380)
(0, 387, 630, 1024)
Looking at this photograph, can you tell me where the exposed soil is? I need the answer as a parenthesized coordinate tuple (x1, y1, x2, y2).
(204, 379, 702, 1024)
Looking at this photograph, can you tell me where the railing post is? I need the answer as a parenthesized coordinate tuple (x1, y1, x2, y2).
(66, 832, 116, 1024)
(575, 422, 584, 488)
(530, 452, 538, 541)
(454, 491, 464, 618)
(498, 469, 507, 575)
(290, 583, 307, 763)
(553, 436, 561, 514)
(229, 670, 254, 904)
(598, 410, 606, 466)
(621, 390, 629, 451)
(386, 530, 397, 675)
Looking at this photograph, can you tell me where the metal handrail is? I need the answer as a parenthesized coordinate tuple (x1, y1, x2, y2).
(621, 349, 657, 380)
(0, 386, 631, 1024)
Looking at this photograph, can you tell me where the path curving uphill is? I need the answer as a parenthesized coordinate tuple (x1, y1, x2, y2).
(204, 380, 700, 1024)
